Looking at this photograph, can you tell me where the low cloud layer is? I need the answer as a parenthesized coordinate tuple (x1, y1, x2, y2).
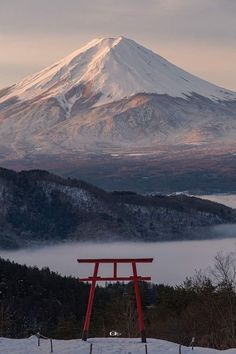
(1, 236, 236, 285)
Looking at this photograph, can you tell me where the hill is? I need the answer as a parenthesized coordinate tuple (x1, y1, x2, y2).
(0, 167, 235, 249)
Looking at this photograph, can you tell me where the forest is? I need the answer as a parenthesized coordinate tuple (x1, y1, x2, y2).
(1, 252, 236, 350)
(0, 167, 235, 249)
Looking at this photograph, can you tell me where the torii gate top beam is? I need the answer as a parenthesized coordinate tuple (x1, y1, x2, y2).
(77, 258, 153, 263)
(77, 258, 153, 282)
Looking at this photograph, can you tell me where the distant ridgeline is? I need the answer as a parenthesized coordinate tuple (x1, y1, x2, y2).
(1, 257, 236, 350)
(0, 167, 235, 249)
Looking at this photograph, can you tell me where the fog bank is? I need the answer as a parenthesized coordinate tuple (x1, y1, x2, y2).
(199, 194, 236, 208)
(1, 238, 236, 285)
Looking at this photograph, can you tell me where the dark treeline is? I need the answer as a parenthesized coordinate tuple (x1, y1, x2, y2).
(1, 255, 236, 349)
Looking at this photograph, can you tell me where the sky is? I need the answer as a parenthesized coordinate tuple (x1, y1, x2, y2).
(0, 0, 235, 91)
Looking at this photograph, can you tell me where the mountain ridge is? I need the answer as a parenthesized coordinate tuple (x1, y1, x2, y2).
(0, 167, 235, 249)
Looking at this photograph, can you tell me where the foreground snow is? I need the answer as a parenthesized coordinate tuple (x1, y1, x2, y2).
(0, 337, 235, 354)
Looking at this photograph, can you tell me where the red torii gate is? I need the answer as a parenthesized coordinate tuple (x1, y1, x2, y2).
(78, 258, 153, 343)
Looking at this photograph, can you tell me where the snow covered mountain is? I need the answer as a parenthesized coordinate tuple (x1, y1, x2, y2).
(0, 36, 236, 159)
(1, 36, 236, 106)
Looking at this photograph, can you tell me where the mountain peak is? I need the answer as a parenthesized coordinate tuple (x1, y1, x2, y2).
(0, 36, 236, 161)
(1, 36, 236, 107)
(85, 36, 130, 45)
(65, 36, 133, 64)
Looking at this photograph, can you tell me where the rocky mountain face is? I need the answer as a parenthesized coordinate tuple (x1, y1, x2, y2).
(0, 37, 236, 161)
(0, 167, 235, 249)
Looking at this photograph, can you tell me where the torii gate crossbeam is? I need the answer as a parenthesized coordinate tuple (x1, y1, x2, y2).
(78, 257, 153, 343)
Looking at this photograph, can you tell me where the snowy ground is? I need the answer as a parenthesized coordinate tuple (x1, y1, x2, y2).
(0, 337, 236, 354)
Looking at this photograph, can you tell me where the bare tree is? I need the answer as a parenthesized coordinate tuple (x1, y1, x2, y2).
(210, 251, 236, 287)
(209, 251, 236, 347)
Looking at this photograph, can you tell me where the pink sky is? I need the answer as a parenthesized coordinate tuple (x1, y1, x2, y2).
(0, 0, 235, 91)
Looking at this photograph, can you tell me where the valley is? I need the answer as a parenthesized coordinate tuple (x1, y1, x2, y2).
(2, 143, 236, 194)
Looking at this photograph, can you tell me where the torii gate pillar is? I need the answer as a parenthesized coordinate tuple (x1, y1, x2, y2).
(77, 258, 153, 343)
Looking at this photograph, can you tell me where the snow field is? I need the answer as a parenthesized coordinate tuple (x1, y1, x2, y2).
(0, 337, 236, 354)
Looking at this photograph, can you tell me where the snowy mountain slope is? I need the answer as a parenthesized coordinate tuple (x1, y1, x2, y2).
(1, 36, 236, 107)
(0, 36, 236, 160)
(37, 93, 236, 150)
(1, 337, 235, 354)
